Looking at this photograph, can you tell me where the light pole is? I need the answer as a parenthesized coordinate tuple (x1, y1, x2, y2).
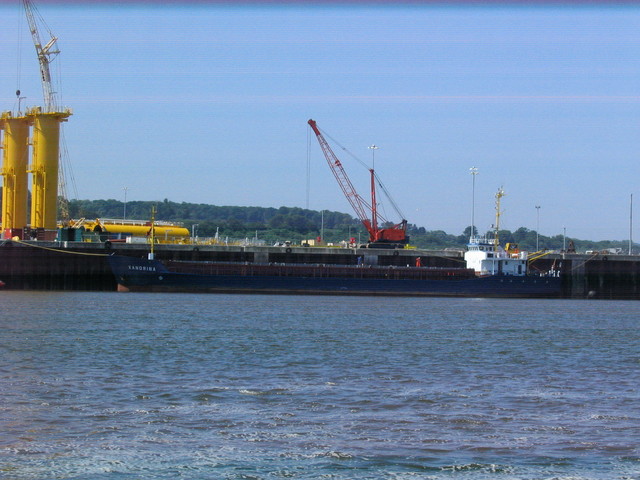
(563, 226, 566, 252)
(469, 167, 478, 240)
(630, 193, 633, 255)
(535, 205, 541, 251)
(123, 186, 129, 220)
(368, 144, 378, 170)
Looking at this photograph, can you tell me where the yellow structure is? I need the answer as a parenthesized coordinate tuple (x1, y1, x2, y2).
(1, 112, 31, 232)
(26, 107, 71, 230)
(80, 218, 190, 241)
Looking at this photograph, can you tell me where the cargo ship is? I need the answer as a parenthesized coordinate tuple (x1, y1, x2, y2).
(106, 187, 562, 297)
(107, 236, 563, 297)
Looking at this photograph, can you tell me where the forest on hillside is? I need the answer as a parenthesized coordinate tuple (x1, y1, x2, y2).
(64, 198, 635, 253)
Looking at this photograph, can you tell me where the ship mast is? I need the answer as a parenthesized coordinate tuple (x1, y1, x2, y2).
(494, 187, 505, 250)
(149, 206, 156, 259)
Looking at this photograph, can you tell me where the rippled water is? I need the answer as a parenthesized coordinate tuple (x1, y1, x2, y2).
(1, 292, 639, 479)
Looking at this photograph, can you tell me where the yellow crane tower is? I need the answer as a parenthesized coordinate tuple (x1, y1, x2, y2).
(22, 0, 71, 232)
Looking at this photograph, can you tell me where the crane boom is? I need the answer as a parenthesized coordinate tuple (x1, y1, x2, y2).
(308, 119, 375, 238)
(308, 119, 408, 246)
(23, 0, 59, 112)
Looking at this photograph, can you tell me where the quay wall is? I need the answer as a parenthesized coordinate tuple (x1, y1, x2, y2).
(529, 253, 640, 299)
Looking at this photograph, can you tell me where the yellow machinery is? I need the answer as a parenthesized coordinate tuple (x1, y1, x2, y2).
(505, 243, 520, 254)
(1, 113, 30, 233)
(27, 107, 71, 230)
(80, 218, 190, 242)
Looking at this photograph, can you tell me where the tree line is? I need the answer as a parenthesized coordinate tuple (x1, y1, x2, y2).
(63, 197, 634, 253)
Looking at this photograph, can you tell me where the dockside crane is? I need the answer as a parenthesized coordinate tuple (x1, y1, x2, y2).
(23, 0, 60, 112)
(308, 119, 408, 247)
(22, 0, 72, 232)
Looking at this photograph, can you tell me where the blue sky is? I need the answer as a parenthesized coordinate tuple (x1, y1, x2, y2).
(1, 2, 640, 241)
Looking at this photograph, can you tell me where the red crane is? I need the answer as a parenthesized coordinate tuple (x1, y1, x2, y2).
(308, 119, 408, 247)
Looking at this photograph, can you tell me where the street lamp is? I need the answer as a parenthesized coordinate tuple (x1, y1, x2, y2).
(469, 167, 478, 241)
(535, 205, 541, 251)
(123, 186, 129, 220)
(630, 193, 634, 255)
(368, 144, 378, 170)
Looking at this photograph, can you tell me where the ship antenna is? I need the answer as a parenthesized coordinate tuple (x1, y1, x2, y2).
(494, 187, 505, 250)
(149, 206, 156, 260)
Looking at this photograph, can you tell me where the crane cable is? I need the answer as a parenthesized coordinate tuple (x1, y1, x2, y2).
(16, 9, 22, 90)
(373, 171, 407, 221)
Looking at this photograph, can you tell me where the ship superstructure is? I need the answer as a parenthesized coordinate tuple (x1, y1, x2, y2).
(464, 237, 528, 276)
(463, 187, 534, 277)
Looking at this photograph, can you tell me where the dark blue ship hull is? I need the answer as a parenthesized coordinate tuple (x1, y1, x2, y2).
(108, 255, 563, 298)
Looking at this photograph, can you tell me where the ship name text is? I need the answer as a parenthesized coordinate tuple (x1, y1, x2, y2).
(128, 265, 157, 272)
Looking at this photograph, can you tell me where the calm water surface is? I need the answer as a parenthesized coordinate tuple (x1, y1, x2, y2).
(1, 292, 639, 479)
